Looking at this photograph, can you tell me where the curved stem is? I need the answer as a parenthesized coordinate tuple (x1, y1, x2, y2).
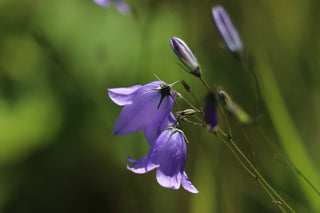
(228, 136, 296, 212)
(173, 89, 200, 113)
(214, 130, 287, 213)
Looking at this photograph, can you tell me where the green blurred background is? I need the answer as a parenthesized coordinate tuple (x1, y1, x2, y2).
(0, 0, 319, 212)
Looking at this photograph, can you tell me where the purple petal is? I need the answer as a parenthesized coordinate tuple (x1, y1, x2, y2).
(93, 0, 111, 8)
(114, 82, 175, 136)
(113, 90, 159, 135)
(152, 131, 187, 189)
(115, 0, 131, 15)
(127, 156, 158, 174)
(156, 169, 182, 190)
(182, 171, 199, 193)
(144, 112, 177, 146)
(108, 85, 142, 106)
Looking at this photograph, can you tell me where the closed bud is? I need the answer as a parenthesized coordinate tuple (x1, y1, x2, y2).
(218, 90, 251, 124)
(218, 90, 232, 106)
(170, 37, 201, 77)
(204, 93, 218, 131)
(176, 109, 197, 119)
(212, 5, 243, 57)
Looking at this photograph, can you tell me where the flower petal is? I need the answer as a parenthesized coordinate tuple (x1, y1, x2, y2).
(113, 90, 159, 135)
(182, 171, 199, 193)
(108, 85, 142, 106)
(127, 156, 158, 174)
(144, 112, 177, 146)
(115, 0, 131, 15)
(152, 131, 187, 190)
(93, 0, 111, 8)
(156, 169, 182, 190)
(114, 84, 175, 136)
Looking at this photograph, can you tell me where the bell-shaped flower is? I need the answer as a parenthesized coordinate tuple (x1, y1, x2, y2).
(108, 81, 176, 145)
(93, 0, 131, 15)
(127, 125, 199, 193)
(212, 5, 243, 57)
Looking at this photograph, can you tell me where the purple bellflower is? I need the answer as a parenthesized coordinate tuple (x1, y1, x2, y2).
(127, 124, 199, 193)
(93, 0, 131, 15)
(170, 37, 201, 77)
(212, 5, 243, 57)
(204, 93, 218, 131)
(108, 81, 176, 145)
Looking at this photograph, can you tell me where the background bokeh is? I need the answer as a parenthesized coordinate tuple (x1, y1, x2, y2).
(0, 0, 319, 212)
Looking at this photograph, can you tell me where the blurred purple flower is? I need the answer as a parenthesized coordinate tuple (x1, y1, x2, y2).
(93, 0, 131, 15)
(108, 81, 176, 145)
(204, 93, 218, 131)
(170, 37, 201, 77)
(212, 5, 243, 56)
(127, 126, 199, 193)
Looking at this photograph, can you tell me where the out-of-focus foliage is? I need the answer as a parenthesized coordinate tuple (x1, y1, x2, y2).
(0, 0, 319, 212)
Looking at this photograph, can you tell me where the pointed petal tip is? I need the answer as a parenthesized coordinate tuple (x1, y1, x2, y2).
(182, 172, 199, 193)
(127, 156, 137, 164)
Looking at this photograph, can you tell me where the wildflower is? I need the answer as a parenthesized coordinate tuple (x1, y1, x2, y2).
(144, 112, 177, 145)
(170, 37, 201, 77)
(108, 81, 176, 144)
(127, 125, 199, 193)
(204, 93, 218, 131)
(212, 5, 243, 57)
(93, 0, 130, 15)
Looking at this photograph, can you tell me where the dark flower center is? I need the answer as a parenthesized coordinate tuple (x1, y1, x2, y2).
(160, 84, 171, 97)
(157, 84, 171, 109)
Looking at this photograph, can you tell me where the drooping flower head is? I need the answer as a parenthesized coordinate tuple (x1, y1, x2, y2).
(170, 37, 201, 77)
(204, 92, 218, 131)
(212, 5, 243, 58)
(127, 123, 199, 193)
(108, 80, 176, 145)
(93, 0, 131, 15)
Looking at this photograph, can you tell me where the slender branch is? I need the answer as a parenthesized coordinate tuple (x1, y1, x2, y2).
(240, 124, 256, 165)
(173, 89, 200, 113)
(255, 126, 320, 197)
(240, 60, 261, 119)
(227, 136, 296, 212)
(214, 130, 287, 213)
(189, 89, 204, 115)
(214, 131, 256, 178)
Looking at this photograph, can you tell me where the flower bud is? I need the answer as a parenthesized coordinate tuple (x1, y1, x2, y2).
(212, 5, 243, 57)
(218, 90, 232, 106)
(176, 109, 197, 119)
(170, 37, 201, 77)
(218, 90, 251, 124)
(204, 93, 218, 131)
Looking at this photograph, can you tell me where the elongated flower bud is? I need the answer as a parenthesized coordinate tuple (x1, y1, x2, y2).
(204, 93, 218, 131)
(170, 37, 201, 77)
(212, 5, 243, 57)
(218, 90, 251, 124)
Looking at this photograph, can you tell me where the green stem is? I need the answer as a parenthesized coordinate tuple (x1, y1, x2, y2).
(173, 89, 200, 113)
(228, 137, 296, 212)
(214, 130, 287, 213)
(240, 60, 261, 119)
